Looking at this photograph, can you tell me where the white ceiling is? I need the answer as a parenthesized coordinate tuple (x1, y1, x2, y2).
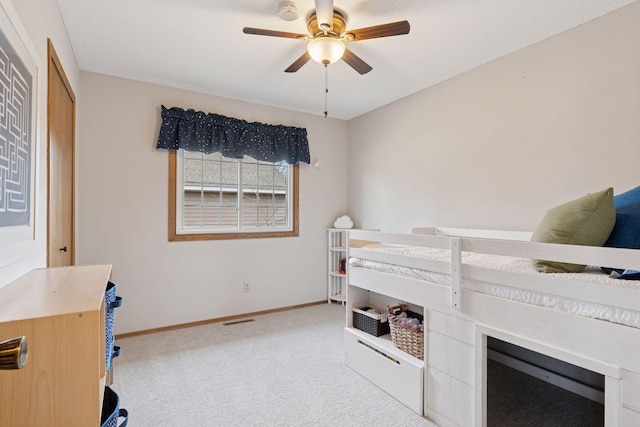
(56, 0, 637, 120)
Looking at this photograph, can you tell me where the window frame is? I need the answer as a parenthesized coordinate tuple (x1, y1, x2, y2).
(168, 150, 299, 241)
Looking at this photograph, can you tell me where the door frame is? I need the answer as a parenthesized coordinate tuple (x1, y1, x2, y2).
(47, 39, 76, 266)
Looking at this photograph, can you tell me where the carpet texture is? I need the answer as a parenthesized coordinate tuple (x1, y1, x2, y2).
(113, 303, 435, 426)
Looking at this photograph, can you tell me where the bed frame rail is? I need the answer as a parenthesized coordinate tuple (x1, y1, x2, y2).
(347, 227, 640, 314)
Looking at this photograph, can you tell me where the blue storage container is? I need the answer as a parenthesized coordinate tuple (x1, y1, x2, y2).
(105, 281, 123, 370)
(101, 386, 128, 427)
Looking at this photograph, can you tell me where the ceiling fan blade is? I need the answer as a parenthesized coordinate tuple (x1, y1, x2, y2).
(346, 20, 410, 41)
(314, 0, 334, 31)
(342, 49, 372, 75)
(243, 27, 307, 40)
(284, 51, 311, 73)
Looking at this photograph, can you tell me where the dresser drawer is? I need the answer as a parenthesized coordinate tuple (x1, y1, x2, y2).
(622, 369, 640, 413)
(621, 407, 640, 426)
(426, 308, 475, 345)
(344, 328, 423, 414)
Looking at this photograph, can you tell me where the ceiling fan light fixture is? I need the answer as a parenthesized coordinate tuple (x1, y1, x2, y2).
(307, 36, 345, 65)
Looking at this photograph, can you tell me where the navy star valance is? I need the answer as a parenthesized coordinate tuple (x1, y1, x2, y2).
(156, 106, 310, 165)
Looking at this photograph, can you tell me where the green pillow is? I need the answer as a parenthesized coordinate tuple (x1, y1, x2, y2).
(531, 188, 615, 273)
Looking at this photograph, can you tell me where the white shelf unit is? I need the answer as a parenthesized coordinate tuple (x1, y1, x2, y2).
(345, 282, 425, 414)
(327, 228, 348, 303)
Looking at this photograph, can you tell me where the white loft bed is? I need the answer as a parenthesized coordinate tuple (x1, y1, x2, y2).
(344, 227, 640, 427)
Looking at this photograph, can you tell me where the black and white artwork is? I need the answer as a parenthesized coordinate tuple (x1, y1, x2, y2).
(0, 25, 32, 228)
(0, 0, 37, 236)
(0, 1, 37, 266)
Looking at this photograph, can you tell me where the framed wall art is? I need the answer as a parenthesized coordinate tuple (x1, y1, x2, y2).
(0, 0, 39, 267)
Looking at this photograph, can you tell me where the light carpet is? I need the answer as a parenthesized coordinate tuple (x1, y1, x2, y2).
(113, 303, 436, 426)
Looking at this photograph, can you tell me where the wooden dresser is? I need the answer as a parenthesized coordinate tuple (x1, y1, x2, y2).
(0, 264, 112, 426)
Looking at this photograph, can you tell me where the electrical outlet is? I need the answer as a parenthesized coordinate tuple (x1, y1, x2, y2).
(244, 282, 250, 293)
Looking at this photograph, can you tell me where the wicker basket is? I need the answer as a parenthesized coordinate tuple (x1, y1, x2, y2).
(352, 304, 390, 337)
(388, 305, 424, 360)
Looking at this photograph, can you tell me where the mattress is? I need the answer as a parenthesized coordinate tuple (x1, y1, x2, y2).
(349, 245, 640, 329)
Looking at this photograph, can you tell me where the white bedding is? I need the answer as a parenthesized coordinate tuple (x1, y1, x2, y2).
(349, 246, 640, 328)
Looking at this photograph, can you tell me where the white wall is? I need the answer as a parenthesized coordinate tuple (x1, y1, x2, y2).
(0, 0, 78, 287)
(77, 72, 348, 334)
(348, 2, 640, 233)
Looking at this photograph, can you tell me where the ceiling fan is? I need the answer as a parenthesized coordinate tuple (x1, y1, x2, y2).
(243, 0, 410, 75)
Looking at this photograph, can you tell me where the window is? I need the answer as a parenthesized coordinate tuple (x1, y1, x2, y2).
(168, 150, 298, 241)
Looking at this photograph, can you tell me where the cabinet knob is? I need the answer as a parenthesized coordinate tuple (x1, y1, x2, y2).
(59, 246, 67, 253)
(0, 336, 28, 370)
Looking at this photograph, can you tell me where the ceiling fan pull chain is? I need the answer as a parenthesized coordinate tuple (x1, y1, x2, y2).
(324, 64, 329, 118)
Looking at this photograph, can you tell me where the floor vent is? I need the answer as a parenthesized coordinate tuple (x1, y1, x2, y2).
(223, 319, 255, 326)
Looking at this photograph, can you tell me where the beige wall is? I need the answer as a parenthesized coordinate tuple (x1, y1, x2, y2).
(77, 72, 348, 334)
(0, 0, 78, 287)
(348, 2, 640, 233)
(6, 0, 639, 333)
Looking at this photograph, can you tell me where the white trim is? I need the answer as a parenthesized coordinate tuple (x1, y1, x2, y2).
(474, 330, 487, 427)
(605, 375, 621, 426)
